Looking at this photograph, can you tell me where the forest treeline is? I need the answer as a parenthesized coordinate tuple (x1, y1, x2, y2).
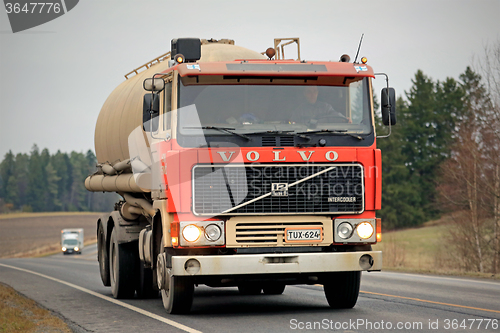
(0, 147, 116, 213)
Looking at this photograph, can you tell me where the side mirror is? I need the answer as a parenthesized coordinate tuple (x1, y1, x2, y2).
(143, 93, 160, 132)
(381, 87, 396, 126)
(143, 78, 165, 92)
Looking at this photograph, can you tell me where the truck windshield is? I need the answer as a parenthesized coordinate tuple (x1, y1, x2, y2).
(178, 78, 372, 138)
(63, 239, 78, 246)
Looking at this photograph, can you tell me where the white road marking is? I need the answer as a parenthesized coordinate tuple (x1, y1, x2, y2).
(0, 263, 202, 333)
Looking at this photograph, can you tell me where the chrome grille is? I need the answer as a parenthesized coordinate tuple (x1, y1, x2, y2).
(192, 164, 364, 215)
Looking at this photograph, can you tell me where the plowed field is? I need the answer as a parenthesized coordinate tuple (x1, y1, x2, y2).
(0, 213, 102, 258)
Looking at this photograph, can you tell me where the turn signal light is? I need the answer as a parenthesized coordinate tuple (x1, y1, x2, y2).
(361, 57, 368, 64)
(171, 222, 179, 247)
(376, 218, 382, 242)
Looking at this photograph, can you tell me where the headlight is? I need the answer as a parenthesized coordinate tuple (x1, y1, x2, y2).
(182, 225, 202, 242)
(337, 222, 354, 239)
(205, 224, 221, 241)
(179, 221, 225, 246)
(62, 247, 67, 251)
(74, 247, 79, 252)
(356, 222, 374, 239)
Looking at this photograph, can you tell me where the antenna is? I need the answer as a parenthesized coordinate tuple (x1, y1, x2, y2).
(353, 33, 364, 64)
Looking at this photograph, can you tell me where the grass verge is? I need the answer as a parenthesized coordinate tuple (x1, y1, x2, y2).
(0, 283, 72, 333)
(374, 218, 500, 280)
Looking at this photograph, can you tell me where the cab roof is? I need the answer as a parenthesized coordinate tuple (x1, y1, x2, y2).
(174, 60, 375, 79)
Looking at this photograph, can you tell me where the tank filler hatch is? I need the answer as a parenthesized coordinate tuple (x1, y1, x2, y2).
(272, 38, 301, 61)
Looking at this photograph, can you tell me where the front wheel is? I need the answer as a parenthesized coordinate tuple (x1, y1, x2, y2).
(158, 239, 193, 313)
(323, 271, 361, 309)
(160, 273, 194, 314)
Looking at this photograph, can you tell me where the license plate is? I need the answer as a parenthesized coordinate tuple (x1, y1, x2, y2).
(284, 227, 323, 243)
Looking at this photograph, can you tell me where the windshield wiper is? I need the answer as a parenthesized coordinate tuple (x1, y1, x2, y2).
(295, 129, 364, 140)
(244, 130, 310, 141)
(183, 126, 251, 141)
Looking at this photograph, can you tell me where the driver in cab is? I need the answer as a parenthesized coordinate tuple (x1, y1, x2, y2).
(290, 86, 350, 126)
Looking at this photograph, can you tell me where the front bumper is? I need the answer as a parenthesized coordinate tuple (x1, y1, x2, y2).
(171, 251, 382, 276)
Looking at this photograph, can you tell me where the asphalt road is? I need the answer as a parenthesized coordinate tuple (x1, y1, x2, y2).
(0, 244, 499, 333)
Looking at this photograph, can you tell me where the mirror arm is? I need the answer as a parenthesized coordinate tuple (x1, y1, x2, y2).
(374, 72, 392, 139)
(375, 72, 390, 90)
(144, 73, 167, 92)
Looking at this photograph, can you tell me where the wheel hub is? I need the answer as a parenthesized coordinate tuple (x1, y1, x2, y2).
(156, 253, 167, 290)
(156, 253, 172, 291)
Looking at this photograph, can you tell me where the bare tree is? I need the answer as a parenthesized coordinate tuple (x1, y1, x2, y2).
(438, 41, 500, 273)
(439, 125, 487, 272)
(476, 41, 500, 273)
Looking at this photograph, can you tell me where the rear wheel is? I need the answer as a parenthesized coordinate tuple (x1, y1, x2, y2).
(323, 271, 361, 309)
(109, 228, 137, 298)
(136, 263, 158, 299)
(98, 223, 110, 286)
(262, 283, 286, 295)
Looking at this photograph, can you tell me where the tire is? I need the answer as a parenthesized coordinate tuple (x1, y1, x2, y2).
(158, 238, 194, 314)
(323, 271, 361, 309)
(109, 228, 138, 299)
(238, 284, 262, 295)
(161, 274, 194, 314)
(98, 224, 110, 286)
(136, 262, 159, 299)
(262, 283, 286, 295)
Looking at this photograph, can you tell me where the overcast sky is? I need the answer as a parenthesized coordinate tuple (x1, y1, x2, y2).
(0, 0, 498, 158)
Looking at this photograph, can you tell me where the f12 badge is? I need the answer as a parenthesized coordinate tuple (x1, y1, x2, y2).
(272, 183, 289, 197)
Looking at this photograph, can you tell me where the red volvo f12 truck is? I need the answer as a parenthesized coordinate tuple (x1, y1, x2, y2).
(85, 38, 396, 314)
